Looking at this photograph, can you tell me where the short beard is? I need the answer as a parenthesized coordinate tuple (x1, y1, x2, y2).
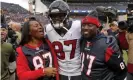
(82, 32, 97, 41)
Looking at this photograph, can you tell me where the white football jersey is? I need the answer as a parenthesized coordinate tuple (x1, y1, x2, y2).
(45, 20, 81, 76)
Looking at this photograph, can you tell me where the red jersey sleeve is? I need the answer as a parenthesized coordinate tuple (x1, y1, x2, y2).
(16, 47, 44, 80)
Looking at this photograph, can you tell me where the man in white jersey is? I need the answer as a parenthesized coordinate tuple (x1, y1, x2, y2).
(45, 0, 81, 80)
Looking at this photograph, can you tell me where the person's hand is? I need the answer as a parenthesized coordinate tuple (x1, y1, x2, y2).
(101, 29, 108, 36)
(43, 67, 57, 77)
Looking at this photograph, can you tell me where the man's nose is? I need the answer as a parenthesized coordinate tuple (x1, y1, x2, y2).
(39, 26, 42, 29)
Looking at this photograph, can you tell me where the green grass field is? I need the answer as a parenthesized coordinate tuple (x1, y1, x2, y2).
(122, 50, 128, 65)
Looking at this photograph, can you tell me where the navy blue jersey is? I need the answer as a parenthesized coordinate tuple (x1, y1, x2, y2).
(22, 43, 56, 80)
(80, 33, 127, 80)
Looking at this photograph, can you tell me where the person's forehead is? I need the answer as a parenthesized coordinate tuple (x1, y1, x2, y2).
(111, 24, 117, 27)
(30, 21, 39, 25)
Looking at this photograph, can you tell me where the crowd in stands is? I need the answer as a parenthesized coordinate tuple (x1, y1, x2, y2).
(1, 2, 29, 14)
(69, 2, 128, 10)
(1, 2, 49, 25)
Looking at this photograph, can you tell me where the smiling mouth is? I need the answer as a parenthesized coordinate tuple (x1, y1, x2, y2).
(39, 31, 43, 33)
(83, 31, 88, 34)
(38, 29, 44, 34)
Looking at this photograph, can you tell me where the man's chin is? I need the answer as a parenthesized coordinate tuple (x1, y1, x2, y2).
(1, 36, 6, 40)
(83, 35, 93, 40)
(83, 35, 90, 39)
(1, 38, 5, 42)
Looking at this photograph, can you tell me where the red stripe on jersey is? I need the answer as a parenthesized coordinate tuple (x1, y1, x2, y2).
(128, 63, 133, 73)
(46, 39, 60, 80)
(105, 47, 114, 62)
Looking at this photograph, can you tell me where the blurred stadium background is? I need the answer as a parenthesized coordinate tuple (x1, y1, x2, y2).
(1, 0, 133, 23)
